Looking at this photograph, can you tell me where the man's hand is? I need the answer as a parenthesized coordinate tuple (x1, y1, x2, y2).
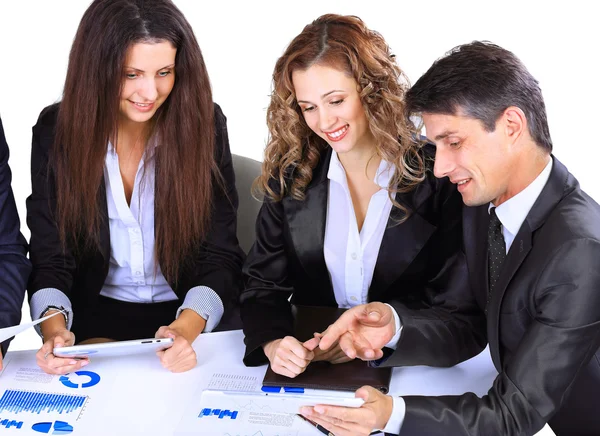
(318, 302, 396, 360)
(36, 329, 89, 375)
(301, 386, 394, 436)
(309, 333, 352, 364)
(155, 326, 197, 373)
(263, 336, 317, 378)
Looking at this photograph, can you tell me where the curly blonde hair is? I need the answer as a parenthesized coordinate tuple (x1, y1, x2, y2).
(256, 14, 425, 216)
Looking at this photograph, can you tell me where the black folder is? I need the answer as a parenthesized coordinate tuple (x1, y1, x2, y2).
(262, 305, 392, 393)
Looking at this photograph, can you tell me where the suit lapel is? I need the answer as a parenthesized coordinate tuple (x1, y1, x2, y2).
(486, 156, 571, 368)
(284, 150, 332, 297)
(370, 185, 436, 298)
(487, 221, 532, 368)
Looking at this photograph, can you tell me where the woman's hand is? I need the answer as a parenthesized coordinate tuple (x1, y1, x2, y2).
(36, 329, 89, 375)
(154, 309, 207, 373)
(263, 336, 317, 378)
(155, 326, 197, 373)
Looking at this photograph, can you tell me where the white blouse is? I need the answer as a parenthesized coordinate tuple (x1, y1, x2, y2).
(101, 142, 175, 302)
(30, 141, 224, 333)
(323, 151, 395, 308)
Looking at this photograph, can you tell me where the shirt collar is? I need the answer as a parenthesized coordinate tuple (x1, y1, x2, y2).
(327, 151, 393, 188)
(488, 157, 553, 237)
(106, 136, 158, 158)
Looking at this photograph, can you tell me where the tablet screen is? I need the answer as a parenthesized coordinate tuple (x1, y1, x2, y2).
(53, 338, 174, 358)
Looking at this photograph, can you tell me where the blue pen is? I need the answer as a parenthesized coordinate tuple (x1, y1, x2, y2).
(261, 386, 282, 393)
(262, 386, 305, 393)
(262, 386, 362, 400)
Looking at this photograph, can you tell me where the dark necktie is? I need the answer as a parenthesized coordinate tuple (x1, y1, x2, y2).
(487, 207, 506, 311)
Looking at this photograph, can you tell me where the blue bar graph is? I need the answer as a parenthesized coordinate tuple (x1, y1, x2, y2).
(0, 418, 24, 429)
(0, 390, 87, 415)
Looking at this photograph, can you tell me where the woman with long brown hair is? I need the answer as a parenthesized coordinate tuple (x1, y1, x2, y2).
(240, 14, 485, 377)
(28, 0, 244, 374)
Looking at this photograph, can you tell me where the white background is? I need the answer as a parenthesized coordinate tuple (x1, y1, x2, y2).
(1, 0, 598, 351)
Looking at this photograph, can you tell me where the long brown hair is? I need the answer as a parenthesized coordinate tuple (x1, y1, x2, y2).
(256, 14, 425, 215)
(53, 0, 216, 282)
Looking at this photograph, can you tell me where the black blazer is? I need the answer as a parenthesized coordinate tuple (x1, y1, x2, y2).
(241, 145, 486, 366)
(389, 157, 600, 435)
(26, 103, 244, 328)
(0, 117, 31, 355)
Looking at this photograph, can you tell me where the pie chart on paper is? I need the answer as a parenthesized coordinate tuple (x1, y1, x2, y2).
(32, 421, 74, 434)
(59, 370, 101, 388)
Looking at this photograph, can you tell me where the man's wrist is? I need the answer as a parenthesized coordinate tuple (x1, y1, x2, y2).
(382, 394, 394, 430)
(383, 304, 402, 350)
(382, 396, 406, 434)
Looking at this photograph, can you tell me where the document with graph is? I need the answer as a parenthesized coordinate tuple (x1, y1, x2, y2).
(180, 390, 311, 436)
(0, 350, 108, 434)
(175, 370, 324, 436)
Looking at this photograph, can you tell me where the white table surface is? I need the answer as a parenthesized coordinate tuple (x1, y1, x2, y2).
(1, 330, 554, 435)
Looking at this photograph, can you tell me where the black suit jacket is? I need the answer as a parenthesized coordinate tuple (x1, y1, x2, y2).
(26, 103, 244, 329)
(0, 117, 31, 355)
(390, 157, 600, 436)
(241, 145, 486, 366)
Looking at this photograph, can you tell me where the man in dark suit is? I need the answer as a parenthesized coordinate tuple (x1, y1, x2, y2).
(299, 41, 600, 436)
(0, 116, 31, 368)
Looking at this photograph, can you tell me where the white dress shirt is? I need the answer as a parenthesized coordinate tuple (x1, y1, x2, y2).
(489, 158, 553, 253)
(384, 157, 553, 435)
(30, 142, 225, 333)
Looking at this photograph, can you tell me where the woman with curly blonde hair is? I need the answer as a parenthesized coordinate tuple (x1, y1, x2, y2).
(241, 14, 485, 377)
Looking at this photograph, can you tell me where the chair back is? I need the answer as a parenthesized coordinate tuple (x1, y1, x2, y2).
(232, 154, 263, 254)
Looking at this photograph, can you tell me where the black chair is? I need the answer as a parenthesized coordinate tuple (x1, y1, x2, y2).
(231, 154, 263, 254)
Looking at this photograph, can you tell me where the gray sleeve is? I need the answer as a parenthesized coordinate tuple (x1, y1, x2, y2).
(29, 288, 73, 336)
(176, 286, 224, 332)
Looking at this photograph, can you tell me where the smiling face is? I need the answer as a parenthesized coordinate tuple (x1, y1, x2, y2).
(423, 112, 514, 207)
(292, 64, 375, 156)
(119, 41, 177, 126)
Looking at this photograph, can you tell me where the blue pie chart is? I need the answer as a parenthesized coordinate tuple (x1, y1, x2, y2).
(59, 370, 101, 388)
(32, 421, 74, 434)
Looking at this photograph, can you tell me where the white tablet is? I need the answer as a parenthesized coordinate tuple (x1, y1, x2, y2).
(53, 337, 174, 358)
(201, 389, 364, 415)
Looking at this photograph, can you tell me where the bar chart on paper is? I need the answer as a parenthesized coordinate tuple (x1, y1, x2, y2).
(0, 389, 88, 417)
(189, 390, 307, 436)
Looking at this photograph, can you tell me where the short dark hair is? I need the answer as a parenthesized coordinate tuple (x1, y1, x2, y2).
(406, 41, 552, 152)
